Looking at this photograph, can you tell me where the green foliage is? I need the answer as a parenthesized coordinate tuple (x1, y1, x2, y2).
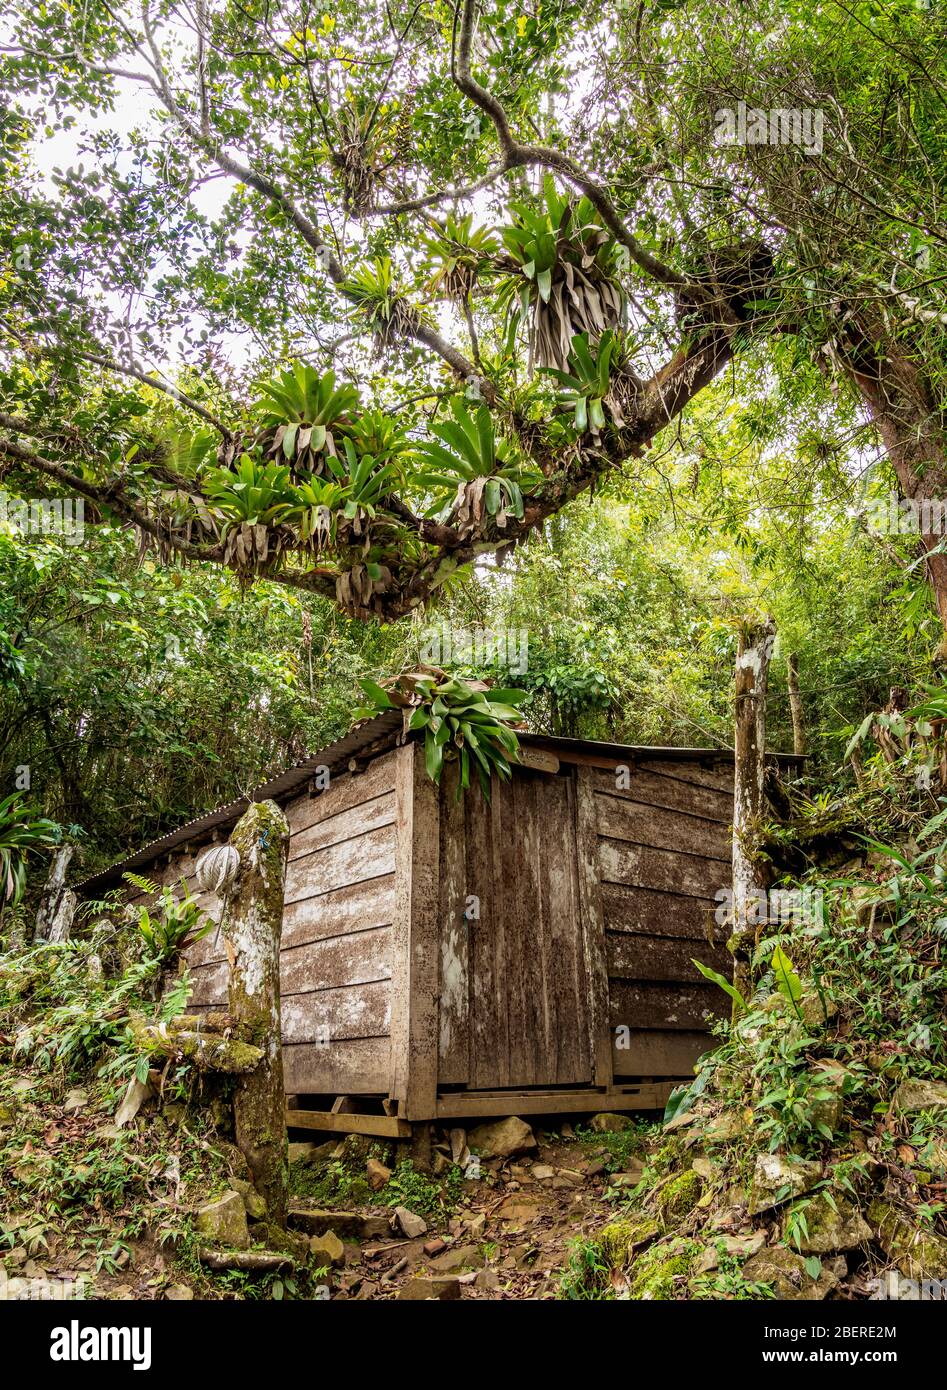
(0, 794, 61, 906)
(123, 873, 212, 964)
(356, 669, 526, 798)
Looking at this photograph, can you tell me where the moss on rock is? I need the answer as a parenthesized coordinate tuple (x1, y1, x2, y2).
(657, 1169, 703, 1228)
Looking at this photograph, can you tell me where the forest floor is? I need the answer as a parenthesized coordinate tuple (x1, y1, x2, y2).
(285, 1120, 651, 1301)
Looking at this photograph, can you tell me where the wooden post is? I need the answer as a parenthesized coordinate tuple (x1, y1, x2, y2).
(787, 652, 806, 757)
(34, 845, 76, 943)
(730, 618, 776, 1004)
(219, 799, 289, 1225)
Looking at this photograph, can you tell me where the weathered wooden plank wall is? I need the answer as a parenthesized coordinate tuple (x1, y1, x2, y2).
(591, 758, 733, 1078)
(132, 752, 399, 1095)
(436, 765, 592, 1092)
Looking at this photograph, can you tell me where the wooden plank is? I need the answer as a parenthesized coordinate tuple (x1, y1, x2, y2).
(612, 1029, 712, 1079)
(437, 760, 469, 1085)
(284, 822, 396, 904)
(285, 1108, 410, 1139)
(598, 838, 730, 900)
(595, 793, 730, 862)
(633, 758, 734, 793)
(610, 979, 729, 1031)
(539, 775, 592, 1086)
(434, 1083, 675, 1118)
(282, 873, 395, 950)
(516, 747, 560, 774)
(284, 753, 397, 834)
(590, 768, 732, 822)
(465, 780, 501, 1089)
(389, 743, 440, 1121)
(575, 766, 613, 1088)
(281, 980, 390, 1044)
(289, 791, 396, 862)
(601, 882, 724, 942)
(280, 926, 391, 995)
(606, 931, 731, 984)
(283, 1037, 390, 1094)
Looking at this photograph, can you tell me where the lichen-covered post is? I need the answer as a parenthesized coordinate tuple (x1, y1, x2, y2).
(219, 799, 289, 1225)
(730, 617, 776, 1007)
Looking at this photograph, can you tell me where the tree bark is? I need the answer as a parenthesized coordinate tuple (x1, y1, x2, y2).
(219, 799, 289, 1225)
(787, 652, 806, 757)
(842, 329, 947, 636)
(730, 617, 776, 1005)
(34, 844, 76, 943)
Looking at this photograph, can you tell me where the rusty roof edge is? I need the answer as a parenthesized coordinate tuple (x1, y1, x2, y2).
(77, 718, 805, 894)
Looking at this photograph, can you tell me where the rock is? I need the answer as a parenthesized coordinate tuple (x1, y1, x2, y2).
(869, 1200, 947, 1279)
(749, 1154, 822, 1214)
(588, 1112, 632, 1133)
(0, 1103, 17, 1127)
(496, 1194, 542, 1224)
(195, 1192, 250, 1250)
(657, 1169, 702, 1224)
(532, 1164, 556, 1181)
(463, 1212, 486, 1239)
(397, 1276, 461, 1301)
(807, 1060, 850, 1132)
(475, 1268, 501, 1291)
(449, 1128, 467, 1164)
(467, 1116, 537, 1160)
(691, 1156, 716, 1180)
(165, 1284, 194, 1300)
(288, 1207, 388, 1240)
(394, 1206, 427, 1239)
(429, 1243, 480, 1273)
(62, 1088, 87, 1114)
(612, 1161, 646, 1188)
(309, 1232, 345, 1267)
(741, 1246, 843, 1300)
(696, 1231, 766, 1272)
(229, 1178, 267, 1220)
(288, 1142, 318, 1163)
(892, 1079, 947, 1113)
(423, 1238, 447, 1256)
(432, 1153, 452, 1176)
(786, 1193, 871, 1254)
(366, 1158, 391, 1192)
(703, 1111, 749, 1143)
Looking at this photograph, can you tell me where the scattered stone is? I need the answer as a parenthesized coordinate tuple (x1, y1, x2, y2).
(741, 1246, 843, 1300)
(432, 1152, 452, 1177)
(702, 1111, 749, 1143)
(366, 1158, 392, 1192)
(397, 1276, 461, 1301)
(475, 1268, 501, 1291)
(463, 1212, 486, 1239)
(892, 1079, 947, 1114)
(62, 1088, 87, 1114)
(657, 1168, 702, 1224)
(786, 1193, 871, 1254)
(467, 1116, 537, 1160)
(560, 1122, 575, 1139)
(288, 1142, 317, 1163)
(429, 1243, 480, 1273)
(393, 1206, 427, 1239)
(869, 1200, 947, 1279)
(309, 1231, 345, 1267)
(423, 1238, 447, 1257)
(532, 1164, 556, 1181)
(165, 1284, 194, 1301)
(749, 1154, 822, 1214)
(449, 1128, 467, 1164)
(691, 1156, 716, 1180)
(588, 1112, 632, 1133)
(288, 1207, 388, 1240)
(195, 1192, 250, 1250)
(611, 1162, 645, 1188)
(696, 1231, 766, 1273)
(496, 1194, 542, 1224)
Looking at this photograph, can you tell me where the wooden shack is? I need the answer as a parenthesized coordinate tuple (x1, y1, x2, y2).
(81, 715, 800, 1136)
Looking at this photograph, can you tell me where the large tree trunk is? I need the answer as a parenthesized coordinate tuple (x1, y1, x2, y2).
(730, 617, 776, 1005)
(218, 799, 289, 1225)
(842, 329, 947, 635)
(34, 844, 76, 943)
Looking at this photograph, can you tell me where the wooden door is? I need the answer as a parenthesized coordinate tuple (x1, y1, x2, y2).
(437, 766, 593, 1090)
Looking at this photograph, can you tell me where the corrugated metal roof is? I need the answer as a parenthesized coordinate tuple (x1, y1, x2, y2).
(78, 716, 804, 894)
